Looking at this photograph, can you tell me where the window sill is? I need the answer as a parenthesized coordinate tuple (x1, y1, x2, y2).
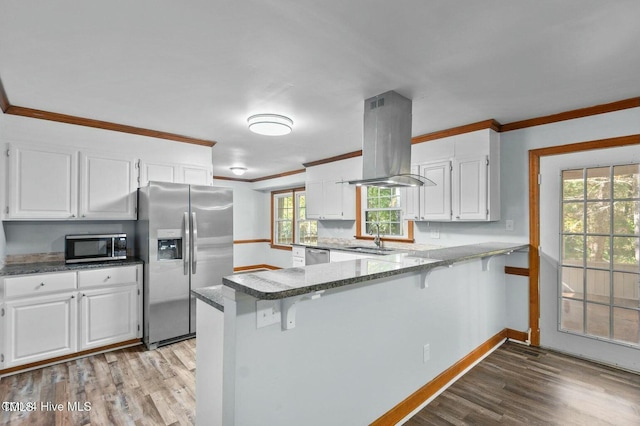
(270, 244, 293, 251)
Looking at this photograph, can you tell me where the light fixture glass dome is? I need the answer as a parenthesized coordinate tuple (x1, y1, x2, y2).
(247, 114, 293, 136)
(230, 167, 247, 176)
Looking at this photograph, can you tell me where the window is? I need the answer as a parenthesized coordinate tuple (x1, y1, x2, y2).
(364, 186, 403, 236)
(560, 164, 640, 346)
(271, 188, 317, 249)
(356, 186, 413, 242)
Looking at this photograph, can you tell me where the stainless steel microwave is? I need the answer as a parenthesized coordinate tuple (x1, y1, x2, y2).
(65, 234, 128, 264)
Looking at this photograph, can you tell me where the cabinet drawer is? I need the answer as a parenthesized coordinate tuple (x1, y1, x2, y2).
(4, 272, 77, 299)
(78, 266, 138, 288)
(292, 246, 306, 258)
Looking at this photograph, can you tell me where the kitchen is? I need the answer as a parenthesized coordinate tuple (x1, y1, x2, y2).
(1, 1, 640, 425)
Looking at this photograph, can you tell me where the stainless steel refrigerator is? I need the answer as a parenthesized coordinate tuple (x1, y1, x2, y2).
(136, 181, 233, 349)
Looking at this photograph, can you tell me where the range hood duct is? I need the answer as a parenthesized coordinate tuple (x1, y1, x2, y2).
(348, 90, 434, 188)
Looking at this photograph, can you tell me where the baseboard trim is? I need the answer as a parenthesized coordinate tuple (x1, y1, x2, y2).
(371, 329, 508, 425)
(0, 338, 142, 377)
(506, 328, 529, 343)
(233, 264, 281, 272)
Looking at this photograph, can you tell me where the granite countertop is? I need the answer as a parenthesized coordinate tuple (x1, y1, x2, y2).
(0, 257, 144, 276)
(292, 241, 405, 256)
(222, 242, 529, 300)
(192, 285, 224, 312)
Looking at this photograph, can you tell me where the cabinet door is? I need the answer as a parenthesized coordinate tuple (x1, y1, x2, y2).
(402, 164, 421, 221)
(453, 155, 488, 220)
(305, 180, 324, 219)
(7, 144, 78, 219)
(78, 285, 138, 350)
(140, 162, 177, 186)
(79, 153, 137, 219)
(180, 165, 212, 186)
(4, 293, 77, 368)
(420, 161, 452, 221)
(322, 180, 344, 219)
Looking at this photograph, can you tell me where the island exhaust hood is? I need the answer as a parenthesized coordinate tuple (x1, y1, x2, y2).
(348, 90, 434, 188)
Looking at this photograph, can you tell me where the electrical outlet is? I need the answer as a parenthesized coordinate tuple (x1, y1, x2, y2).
(256, 300, 281, 328)
(505, 219, 514, 232)
(423, 344, 430, 363)
(430, 229, 440, 239)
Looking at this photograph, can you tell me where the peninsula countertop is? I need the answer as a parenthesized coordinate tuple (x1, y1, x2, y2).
(215, 242, 528, 301)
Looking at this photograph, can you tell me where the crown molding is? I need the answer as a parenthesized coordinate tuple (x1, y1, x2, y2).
(412, 119, 502, 144)
(501, 97, 640, 132)
(213, 168, 306, 183)
(4, 105, 216, 147)
(302, 150, 363, 168)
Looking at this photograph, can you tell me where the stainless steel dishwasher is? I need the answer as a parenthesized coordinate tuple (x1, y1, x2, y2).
(305, 247, 330, 265)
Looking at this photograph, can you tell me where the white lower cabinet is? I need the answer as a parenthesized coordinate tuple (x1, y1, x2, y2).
(1, 265, 141, 371)
(4, 292, 78, 368)
(292, 245, 306, 267)
(79, 285, 139, 350)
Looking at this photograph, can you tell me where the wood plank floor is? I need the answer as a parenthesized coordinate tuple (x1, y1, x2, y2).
(1, 339, 639, 425)
(0, 339, 196, 426)
(405, 341, 640, 426)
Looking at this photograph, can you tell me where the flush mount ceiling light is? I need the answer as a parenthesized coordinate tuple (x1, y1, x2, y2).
(247, 114, 293, 136)
(230, 167, 247, 176)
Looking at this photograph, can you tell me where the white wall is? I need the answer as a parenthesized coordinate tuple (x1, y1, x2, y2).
(213, 176, 305, 270)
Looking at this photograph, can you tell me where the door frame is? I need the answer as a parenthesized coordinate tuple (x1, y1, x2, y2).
(528, 134, 640, 345)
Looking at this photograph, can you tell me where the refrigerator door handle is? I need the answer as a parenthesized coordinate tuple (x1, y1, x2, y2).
(192, 211, 198, 274)
(183, 211, 190, 275)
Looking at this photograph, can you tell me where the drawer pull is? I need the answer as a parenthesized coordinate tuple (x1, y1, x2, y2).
(71, 295, 75, 299)
(106, 276, 111, 280)
(40, 282, 45, 286)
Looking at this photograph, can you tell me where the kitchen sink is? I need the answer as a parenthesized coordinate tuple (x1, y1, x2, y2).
(344, 246, 396, 252)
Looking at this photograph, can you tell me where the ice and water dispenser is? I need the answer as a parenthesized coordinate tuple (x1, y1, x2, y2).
(157, 229, 183, 260)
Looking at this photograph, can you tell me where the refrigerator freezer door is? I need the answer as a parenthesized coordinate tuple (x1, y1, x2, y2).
(189, 185, 233, 332)
(147, 182, 191, 345)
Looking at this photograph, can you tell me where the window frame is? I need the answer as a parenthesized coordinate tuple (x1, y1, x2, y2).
(558, 163, 640, 347)
(270, 187, 317, 250)
(355, 186, 414, 243)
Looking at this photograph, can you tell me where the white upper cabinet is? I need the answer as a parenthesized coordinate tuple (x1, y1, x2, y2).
(420, 160, 452, 221)
(6, 142, 215, 220)
(140, 162, 176, 185)
(305, 157, 360, 221)
(7, 144, 78, 219)
(6, 144, 136, 220)
(180, 164, 212, 186)
(453, 155, 488, 220)
(139, 161, 212, 186)
(403, 129, 500, 222)
(79, 153, 137, 220)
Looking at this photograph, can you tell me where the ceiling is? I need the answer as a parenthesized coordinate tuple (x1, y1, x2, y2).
(1, 1, 639, 180)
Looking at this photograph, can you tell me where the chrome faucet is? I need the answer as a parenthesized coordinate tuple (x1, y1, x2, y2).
(370, 223, 382, 248)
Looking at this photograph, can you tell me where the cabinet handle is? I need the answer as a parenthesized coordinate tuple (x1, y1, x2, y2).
(71, 295, 75, 299)
(82, 214, 86, 218)
(106, 276, 111, 280)
(456, 216, 460, 219)
(71, 214, 76, 218)
(40, 282, 45, 286)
